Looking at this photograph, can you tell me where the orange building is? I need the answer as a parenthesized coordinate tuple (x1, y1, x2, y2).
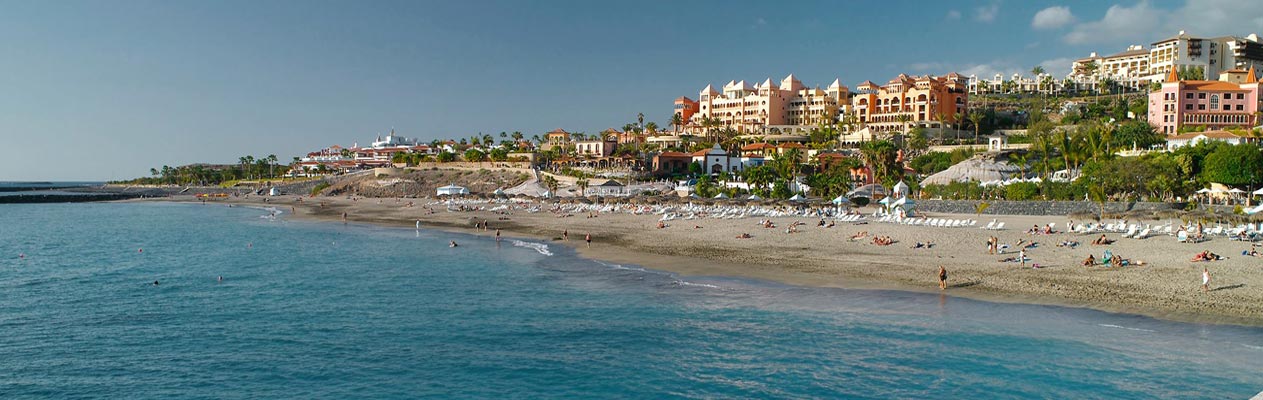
(673, 97, 699, 131)
(851, 73, 969, 133)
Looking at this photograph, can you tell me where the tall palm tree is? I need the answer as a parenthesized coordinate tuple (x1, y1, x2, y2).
(670, 113, 683, 134)
(644, 121, 658, 137)
(511, 131, 523, 141)
(933, 112, 946, 144)
(637, 112, 644, 130)
(968, 111, 985, 142)
(267, 154, 278, 178)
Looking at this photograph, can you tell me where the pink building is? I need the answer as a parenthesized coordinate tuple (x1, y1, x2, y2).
(1148, 67, 1262, 135)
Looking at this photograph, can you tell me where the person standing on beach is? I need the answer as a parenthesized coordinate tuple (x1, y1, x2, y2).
(585, 233, 591, 248)
(1202, 267, 1211, 292)
(563, 230, 569, 240)
(1019, 248, 1027, 267)
(938, 266, 948, 290)
(495, 229, 501, 242)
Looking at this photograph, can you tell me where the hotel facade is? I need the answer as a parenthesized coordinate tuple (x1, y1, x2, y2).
(1147, 67, 1262, 135)
(679, 73, 967, 138)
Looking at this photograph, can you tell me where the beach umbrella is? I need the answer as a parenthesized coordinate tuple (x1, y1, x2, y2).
(877, 196, 892, 205)
(788, 194, 807, 201)
(831, 195, 850, 205)
(1196, 188, 1212, 194)
(713, 193, 729, 199)
(1254, 188, 1263, 195)
(747, 194, 762, 200)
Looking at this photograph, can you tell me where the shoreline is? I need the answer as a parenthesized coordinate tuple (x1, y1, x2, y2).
(138, 195, 1263, 327)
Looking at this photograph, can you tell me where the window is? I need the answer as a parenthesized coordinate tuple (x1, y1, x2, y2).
(1238, 93, 1245, 100)
(1210, 94, 1219, 110)
(1186, 93, 1194, 99)
(1186, 104, 1194, 110)
(1198, 93, 1206, 99)
(1237, 104, 1244, 111)
(1198, 104, 1206, 110)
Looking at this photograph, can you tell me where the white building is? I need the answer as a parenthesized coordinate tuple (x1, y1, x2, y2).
(1165, 130, 1258, 150)
(690, 143, 764, 174)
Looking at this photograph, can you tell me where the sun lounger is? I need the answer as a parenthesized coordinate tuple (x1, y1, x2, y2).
(1135, 228, 1150, 239)
(981, 221, 996, 230)
(1177, 230, 1188, 242)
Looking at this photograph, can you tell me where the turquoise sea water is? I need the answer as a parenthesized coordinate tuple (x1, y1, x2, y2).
(2, 202, 1262, 398)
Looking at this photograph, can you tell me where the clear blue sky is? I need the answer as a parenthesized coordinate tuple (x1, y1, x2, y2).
(1, 0, 1258, 181)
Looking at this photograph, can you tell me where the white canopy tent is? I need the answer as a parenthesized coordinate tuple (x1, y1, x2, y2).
(437, 184, 469, 196)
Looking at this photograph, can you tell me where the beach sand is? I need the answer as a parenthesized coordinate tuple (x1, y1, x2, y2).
(162, 195, 1263, 326)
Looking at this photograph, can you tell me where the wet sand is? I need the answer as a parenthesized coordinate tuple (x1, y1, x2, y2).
(156, 195, 1263, 326)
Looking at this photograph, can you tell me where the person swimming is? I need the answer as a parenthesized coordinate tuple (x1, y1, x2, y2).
(449, 240, 458, 247)
(153, 280, 159, 286)
(218, 276, 223, 282)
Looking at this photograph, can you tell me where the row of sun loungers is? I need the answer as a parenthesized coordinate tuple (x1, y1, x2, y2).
(871, 215, 981, 228)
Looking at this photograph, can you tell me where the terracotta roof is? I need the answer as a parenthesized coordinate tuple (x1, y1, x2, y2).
(691, 149, 712, 156)
(778, 142, 806, 149)
(547, 128, 569, 135)
(740, 143, 776, 151)
(1166, 67, 1179, 83)
(1168, 130, 1248, 140)
(1248, 66, 1258, 83)
(1183, 81, 1248, 91)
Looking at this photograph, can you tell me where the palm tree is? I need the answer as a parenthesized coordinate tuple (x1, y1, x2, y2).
(637, 112, 645, 130)
(266, 154, 278, 178)
(576, 178, 589, 196)
(670, 113, 683, 134)
(499, 131, 507, 138)
(933, 112, 946, 144)
(542, 175, 559, 194)
(482, 134, 493, 145)
(896, 113, 912, 136)
(511, 131, 523, 141)
(644, 121, 658, 137)
(968, 111, 985, 142)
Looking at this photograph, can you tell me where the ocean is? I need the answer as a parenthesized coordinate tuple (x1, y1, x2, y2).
(2, 202, 1261, 398)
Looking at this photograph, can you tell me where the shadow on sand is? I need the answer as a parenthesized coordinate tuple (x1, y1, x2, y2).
(1212, 283, 1245, 292)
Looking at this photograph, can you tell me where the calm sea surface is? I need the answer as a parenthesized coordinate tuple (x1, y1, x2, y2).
(2, 202, 1261, 398)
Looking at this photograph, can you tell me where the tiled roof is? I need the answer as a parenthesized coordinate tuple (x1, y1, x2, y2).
(1183, 81, 1248, 91)
(740, 143, 776, 151)
(1169, 130, 1248, 140)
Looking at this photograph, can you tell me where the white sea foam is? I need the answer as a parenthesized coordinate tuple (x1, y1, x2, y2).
(1097, 324, 1156, 333)
(674, 280, 721, 289)
(511, 240, 552, 256)
(594, 260, 646, 272)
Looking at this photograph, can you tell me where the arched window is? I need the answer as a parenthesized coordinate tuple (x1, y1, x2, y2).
(1209, 94, 1219, 111)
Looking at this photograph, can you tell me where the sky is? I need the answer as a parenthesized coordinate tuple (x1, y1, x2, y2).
(2, 0, 1261, 181)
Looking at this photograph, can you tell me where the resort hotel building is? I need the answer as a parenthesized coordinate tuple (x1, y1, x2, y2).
(676, 73, 968, 141)
(1070, 31, 1263, 92)
(1147, 67, 1262, 135)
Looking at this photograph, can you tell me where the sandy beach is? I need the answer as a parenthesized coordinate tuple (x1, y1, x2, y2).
(156, 195, 1263, 326)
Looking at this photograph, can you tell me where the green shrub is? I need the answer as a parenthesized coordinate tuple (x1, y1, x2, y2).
(1004, 182, 1039, 200)
(311, 182, 330, 196)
